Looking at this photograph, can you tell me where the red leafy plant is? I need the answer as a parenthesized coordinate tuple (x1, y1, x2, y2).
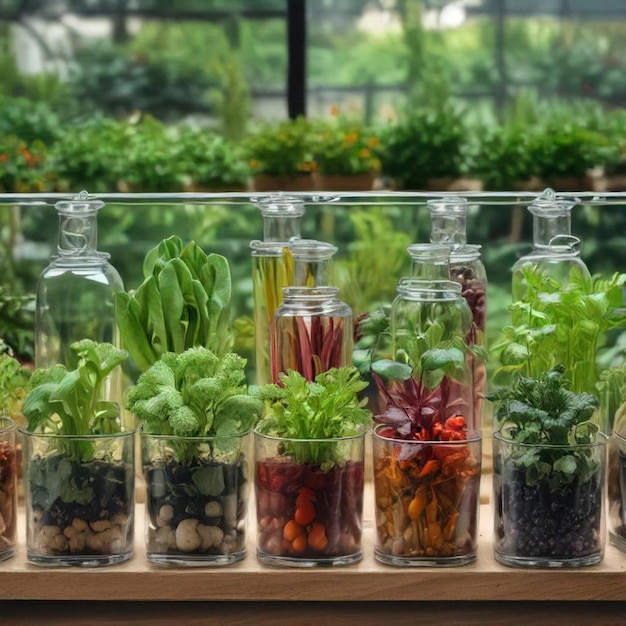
(270, 287, 352, 383)
(371, 356, 481, 563)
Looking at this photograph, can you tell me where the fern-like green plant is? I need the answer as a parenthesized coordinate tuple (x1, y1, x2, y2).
(492, 267, 626, 399)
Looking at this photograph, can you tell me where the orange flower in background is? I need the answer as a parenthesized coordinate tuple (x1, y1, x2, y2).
(367, 137, 380, 149)
(329, 105, 340, 117)
(0, 154, 7, 163)
(359, 148, 371, 159)
(344, 132, 358, 145)
(249, 159, 260, 170)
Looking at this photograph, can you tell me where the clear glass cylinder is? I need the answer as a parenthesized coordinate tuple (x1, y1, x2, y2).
(291, 238, 338, 287)
(251, 195, 305, 385)
(0, 417, 17, 562)
(511, 196, 592, 306)
(373, 425, 482, 566)
(390, 278, 475, 427)
(270, 286, 353, 383)
(428, 197, 469, 247)
(428, 198, 489, 429)
(493, 430, 606, 568)
(21, 429, 135, 567)
(408, 243, 451, 280)
(254, 430, 365, 567)
(141, 430, 251, 567)
(608, 431, 626, 553)
(35, 196, 124, 368)
(449, 245, 488, 430)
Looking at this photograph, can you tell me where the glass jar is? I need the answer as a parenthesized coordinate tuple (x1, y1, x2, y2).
(270, 287, 353, 383)
(408, 243, 451, 280)
(511, 194, 591, 306)
(0, 416, 17, 562)
(428, 198, 488, 429)
(254, 430, 365, 567)
(390, 278, 475, 427)
(35, 194, 124, 369)
(608, 430, 626, 553)
(251, 194, 306, 385)
(373, 425, 482, 566)
(493, 430, 606, 568)
(290, 238, 338, 288)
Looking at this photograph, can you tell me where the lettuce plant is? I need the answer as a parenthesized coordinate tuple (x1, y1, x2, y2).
(116, 235, 233, 373)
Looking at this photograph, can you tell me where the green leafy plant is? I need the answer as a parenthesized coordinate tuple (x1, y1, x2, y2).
(379, 103, 466, 189)
(127, 346, 262, 462)
(115, 235, 233, 373)
(0, 135, 54, 192)
(256, 367, 371, 465)
(244, 117, 315, 176)
(127, 347, 261, 437)
(311, 112, 381, 176)
(472, 123, 535, 191)
(528, 121, 613, 180)
(0, 339, 31, 418)
(48, 117, 130, 192)
(488, 366, 600, 487)
(120, 115, 184, 192)
(493, 268, 626, 398)
(0, 287, 35, 363)
(21, 340, 128, 438)
(176, 127, 249, 190)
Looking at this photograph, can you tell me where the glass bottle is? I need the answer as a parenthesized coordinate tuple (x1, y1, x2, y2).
(428, 197, 488, 429)
(509, 193, 594, 397)
(36, 194, 123, 366)
(390, 278, 475, 428)
(511, 194, 591, 306)
(271, 238, 352, 383)
(408, 243, 451, 280)
(250, 194, 306, 385)
(35, 194, 124, 413)
(290, 238, 338, 288)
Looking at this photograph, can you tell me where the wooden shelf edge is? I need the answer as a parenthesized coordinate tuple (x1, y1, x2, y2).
(1, 485, 625, 603)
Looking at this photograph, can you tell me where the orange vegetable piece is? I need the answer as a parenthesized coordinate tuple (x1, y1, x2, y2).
(292, 533, 307, 553)
(418, 459, 440, 478)
(294, 499, 316, 526)
(407, 486, 428, 521)
(307, 522, 328, 552)
(283, 519, 304, 543)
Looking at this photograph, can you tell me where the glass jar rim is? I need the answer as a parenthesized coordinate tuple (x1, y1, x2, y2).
(19, 428, 136, 440)
(396, 277, 462, 297)
(140, 427, 252, 442)
(372, 423, 481, 444)
(253, 428, 369, 444)
(493, 429, 607, 448)
(0, 415, 17, 432)
(253, 194, 306, 217)
(282, 286, 340, 298)
(250, 239, 291, 254)
(290, 238, 338, 260)
(427, 196, 468, 214)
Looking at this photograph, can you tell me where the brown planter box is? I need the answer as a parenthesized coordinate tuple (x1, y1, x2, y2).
(251, 174, 314, 192)
(313, 172, 376, 192)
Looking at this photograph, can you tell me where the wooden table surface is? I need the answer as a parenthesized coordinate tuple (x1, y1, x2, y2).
(1, 483, 625, 624)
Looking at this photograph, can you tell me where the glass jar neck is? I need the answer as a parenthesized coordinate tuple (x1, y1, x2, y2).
(55, 199, 104, 258)
(291, 239, 337, 287)
(532, 212, 572, 250)
(428, 197, 468, 247)
(408, 243, 450, 280)
(255, 194, 305, 242)
(396, 277, 462, 301)
(281, 286, 340, 304)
